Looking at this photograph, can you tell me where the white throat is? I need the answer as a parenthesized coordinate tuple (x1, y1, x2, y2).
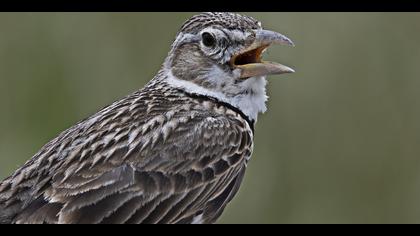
(165, 70, 268, 121)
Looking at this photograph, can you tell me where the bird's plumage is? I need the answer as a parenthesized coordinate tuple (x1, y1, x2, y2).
(0, 72, 253, 224)
(179, 12, 261, 34)
(0, 12, 293, 224)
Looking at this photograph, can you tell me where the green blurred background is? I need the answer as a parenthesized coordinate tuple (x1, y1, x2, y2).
(0, 12, 420, 224)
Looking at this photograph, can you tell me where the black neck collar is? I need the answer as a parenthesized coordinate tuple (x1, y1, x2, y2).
(178, 89, 255, 134)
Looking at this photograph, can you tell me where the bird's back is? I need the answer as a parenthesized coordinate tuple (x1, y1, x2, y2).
(0, 75, 254, 224)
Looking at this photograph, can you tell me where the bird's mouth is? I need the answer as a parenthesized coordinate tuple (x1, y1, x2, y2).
(231, 45, 268, 66)
(230, 30, 295, 79)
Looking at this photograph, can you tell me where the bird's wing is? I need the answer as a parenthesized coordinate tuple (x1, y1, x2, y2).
(0, 100, 253, 224)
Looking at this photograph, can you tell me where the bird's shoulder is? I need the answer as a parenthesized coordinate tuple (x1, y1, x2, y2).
(0, 85, 254, 224)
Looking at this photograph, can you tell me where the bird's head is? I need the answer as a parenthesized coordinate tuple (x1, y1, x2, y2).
(163, 12, 294, 121)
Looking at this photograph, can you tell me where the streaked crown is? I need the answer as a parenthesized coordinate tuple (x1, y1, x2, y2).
(179, 12, 262, 35)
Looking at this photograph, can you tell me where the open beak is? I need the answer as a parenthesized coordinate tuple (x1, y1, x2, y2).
(230, 29, 295, 79)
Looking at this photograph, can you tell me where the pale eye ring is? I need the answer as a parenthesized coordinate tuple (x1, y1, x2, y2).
(201, 32, 216, 48)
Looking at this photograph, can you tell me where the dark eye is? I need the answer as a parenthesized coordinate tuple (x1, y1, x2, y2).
(202, 32, 216, 47)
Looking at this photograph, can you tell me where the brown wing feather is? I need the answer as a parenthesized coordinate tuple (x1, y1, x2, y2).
(0, 87, 253, 224)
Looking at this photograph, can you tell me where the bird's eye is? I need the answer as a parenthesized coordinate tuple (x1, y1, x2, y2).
(202, 32, 216, 47)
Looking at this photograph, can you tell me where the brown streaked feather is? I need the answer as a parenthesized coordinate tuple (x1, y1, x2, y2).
(0, 77, 253, 224)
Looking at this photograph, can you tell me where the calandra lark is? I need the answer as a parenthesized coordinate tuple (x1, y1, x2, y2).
(0, 12, 294, 224)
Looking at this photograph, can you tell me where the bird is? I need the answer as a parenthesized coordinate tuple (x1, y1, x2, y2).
(0, 12, 294, 224)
